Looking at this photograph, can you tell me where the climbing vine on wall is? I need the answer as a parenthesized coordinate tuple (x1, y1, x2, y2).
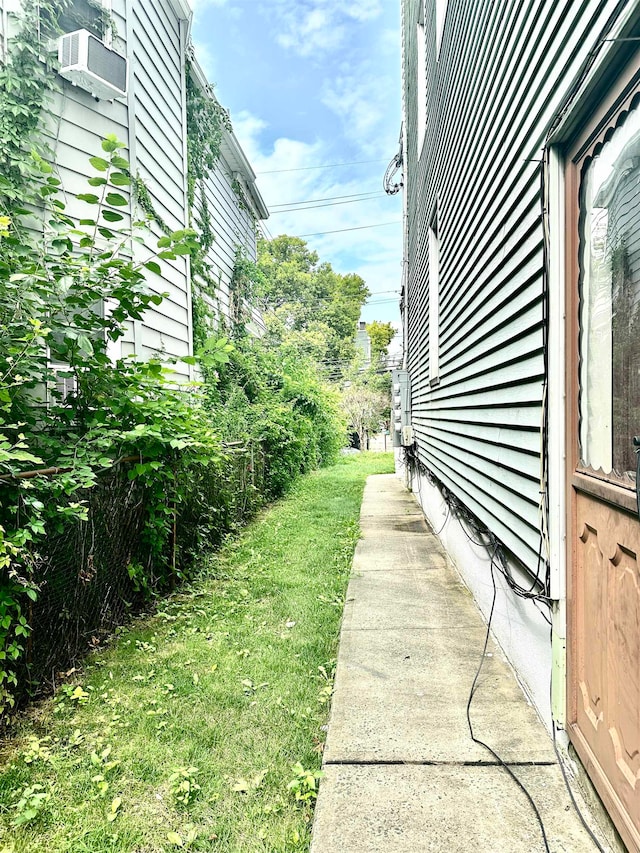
(0, 0, 68, 215)
(185, 61, 234, 345)
(228, 248, 264, 338)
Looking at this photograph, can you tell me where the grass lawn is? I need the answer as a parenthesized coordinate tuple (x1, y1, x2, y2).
(0, 453, 394, 853)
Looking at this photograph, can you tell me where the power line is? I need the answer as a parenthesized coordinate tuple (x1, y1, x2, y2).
(268, 190, 384, 208)
(296, 220, 401, 237)
(256, 158, 388, 175)
(269, 195, 388, 214)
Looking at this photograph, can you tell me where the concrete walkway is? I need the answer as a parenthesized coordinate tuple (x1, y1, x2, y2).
(310, 474, 601, 853)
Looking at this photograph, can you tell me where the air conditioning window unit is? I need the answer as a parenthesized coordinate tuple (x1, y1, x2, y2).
(58, 29, 127, 101)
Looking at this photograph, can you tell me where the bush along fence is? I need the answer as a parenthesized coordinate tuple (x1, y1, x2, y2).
(3, 441, 268, 713)
(3, 443, 265, 701)
(0, 134, 345, 720)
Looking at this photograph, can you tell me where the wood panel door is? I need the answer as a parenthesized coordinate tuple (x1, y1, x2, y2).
(566, 55, 640, 853)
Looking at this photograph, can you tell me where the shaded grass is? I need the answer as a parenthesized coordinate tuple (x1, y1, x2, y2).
(0, 453, 394, 853)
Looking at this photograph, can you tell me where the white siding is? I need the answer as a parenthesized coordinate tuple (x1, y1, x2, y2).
(129, 0, 191, 372)
(195, 159, 258, 319)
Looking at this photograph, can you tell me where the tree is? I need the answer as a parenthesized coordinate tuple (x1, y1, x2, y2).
(256, 235, 369, 378)
(366, 321, 396, 363)
(341, 385, 388, 451)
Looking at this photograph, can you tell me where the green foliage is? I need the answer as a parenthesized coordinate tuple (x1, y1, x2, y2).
(11, 783, 51, 826)
(341, 384, 389, 451)
(228, 247, 264, 339)
(168, 766, 201, 807)
(208, 338, 346, 499)
(366, 320, 396, 362)
(0, 0, 356, 720)
(0, 0, 63, 216)
(256, 235, 370, 380)
(0, 454, 393, 852)
(287, 762, 324, 804)
(0, 137, 225, 713)
(184, 67, 235, 349)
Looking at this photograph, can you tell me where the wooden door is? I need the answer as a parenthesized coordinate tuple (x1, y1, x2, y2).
(566, 55, 640, 853)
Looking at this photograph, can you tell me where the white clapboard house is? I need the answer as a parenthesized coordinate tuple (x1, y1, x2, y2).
(0, 0, 268, 378)
(398, 1, 640, 847)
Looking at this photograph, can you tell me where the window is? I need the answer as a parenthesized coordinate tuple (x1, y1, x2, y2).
(428, 212, 440, 384)
(577, 98, 640, 483)
(54, 0, 108, 40)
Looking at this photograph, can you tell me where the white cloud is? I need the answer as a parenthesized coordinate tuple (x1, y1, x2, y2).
(270, 0, 383, 57)
(322, 73, 385, 157)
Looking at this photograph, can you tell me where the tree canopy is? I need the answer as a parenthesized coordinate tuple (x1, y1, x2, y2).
(256, 235, 369, 379)
(366, 321, 396, 363)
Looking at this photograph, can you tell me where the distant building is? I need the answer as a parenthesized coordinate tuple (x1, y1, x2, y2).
(354, 321, 371, 368)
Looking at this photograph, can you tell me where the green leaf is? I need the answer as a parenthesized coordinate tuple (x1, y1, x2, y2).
(102, 210, 124, 222)
(158, 251, 176, 260)
(181, 356, 197, 365)
(77, 193, 99, 204)
(87, 177, 108, 187)
(98, 227, 116, 239)
(144, 261, 162, 276)
(105, 192, 128, 207)
(101, 138, 118, 152)
(157, 236, 172, 248)
(167, 832, 183, 847)
(79, 218, 96, 226)
(110, 172, 130, 187)
(111, 155, 130, 170)
(89, 156, 110, 172)
(77, 335, 94, 356)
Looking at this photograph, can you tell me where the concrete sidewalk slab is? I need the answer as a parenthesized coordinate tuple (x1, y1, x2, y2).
(311, 474, 601, 852)
(312, 764, 596, 853)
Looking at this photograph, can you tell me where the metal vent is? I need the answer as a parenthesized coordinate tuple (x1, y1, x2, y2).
(61, 30, 80, 67)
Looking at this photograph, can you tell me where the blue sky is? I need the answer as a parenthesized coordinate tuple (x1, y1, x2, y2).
(190, 0, 403, 331)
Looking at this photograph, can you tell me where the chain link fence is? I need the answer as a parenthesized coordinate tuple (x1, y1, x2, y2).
(14, 441, 267, 703)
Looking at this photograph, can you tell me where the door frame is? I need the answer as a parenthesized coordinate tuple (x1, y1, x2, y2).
(563, 48, 640, 853)
(546, 6, 640, 734)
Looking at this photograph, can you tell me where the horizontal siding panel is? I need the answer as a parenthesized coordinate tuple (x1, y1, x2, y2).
(419, 404, 542, 431)
(425, 427, 541, 481)
(423, 420, 541, 452)
(423, 432, 540, 504)
(443, 307, 543, 379)
(402, 0, 627, 571)
(416, 442, 542, 563)
(130, 0, 190, 361)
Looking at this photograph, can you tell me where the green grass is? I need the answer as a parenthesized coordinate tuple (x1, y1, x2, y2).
(0, 453, 394, 853)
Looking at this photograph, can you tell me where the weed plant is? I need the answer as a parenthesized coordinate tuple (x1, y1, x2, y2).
(0, 454, 394, 852)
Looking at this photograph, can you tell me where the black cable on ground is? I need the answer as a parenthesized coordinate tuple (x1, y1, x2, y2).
(466, 559, 552, 853)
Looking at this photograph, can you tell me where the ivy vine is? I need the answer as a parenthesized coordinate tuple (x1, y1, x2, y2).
(185, 61, 234, 346)
(228, 247, 263, 339)
(0, 0, 67, 215)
